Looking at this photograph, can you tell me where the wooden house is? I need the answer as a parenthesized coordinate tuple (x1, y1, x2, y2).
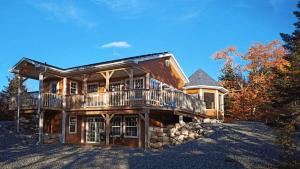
(9, 52, 227, 148)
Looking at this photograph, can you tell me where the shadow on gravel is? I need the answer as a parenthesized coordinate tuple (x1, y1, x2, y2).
(0, 121, 284, 169)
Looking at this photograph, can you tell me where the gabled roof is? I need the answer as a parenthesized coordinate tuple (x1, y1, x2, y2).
(10, 52, 189, 83)
(185, 68, 221, 87)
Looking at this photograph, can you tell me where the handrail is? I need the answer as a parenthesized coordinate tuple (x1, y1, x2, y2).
(10, 89, 206, 115)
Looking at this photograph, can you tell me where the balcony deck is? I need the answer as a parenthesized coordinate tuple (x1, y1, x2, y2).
(10, 89, 206, 116)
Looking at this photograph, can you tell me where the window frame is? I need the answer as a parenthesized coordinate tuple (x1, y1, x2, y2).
(69, 116, 77, 134)
(109, 81, 122, 92)
(70, 81, 78, 95)
(87, 82, 99, 93)
(125, 77, 145, 89)
(203, 92, 215, 109)
(123, 116, 138, 138)
(110, 116, 122, 137)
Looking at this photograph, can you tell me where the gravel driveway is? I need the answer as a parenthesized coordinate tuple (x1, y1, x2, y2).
(0, 121, 292, 169)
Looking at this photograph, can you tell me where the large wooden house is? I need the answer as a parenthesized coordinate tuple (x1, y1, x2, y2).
(9, 52, 227, 148)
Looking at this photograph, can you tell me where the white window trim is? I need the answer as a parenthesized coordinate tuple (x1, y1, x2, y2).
(70, 81, 78, 95)
(109, 81, 122, 91)
(87, 82, 99, 94)
(125, 77, 145, 89)
(49, 81, 59, 94)
(123, 116, 139, 138)
(69, 116, 77, 134)
(110, 116, 122, 137)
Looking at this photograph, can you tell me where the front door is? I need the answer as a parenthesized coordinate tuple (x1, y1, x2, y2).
(86, 117, 105, 143)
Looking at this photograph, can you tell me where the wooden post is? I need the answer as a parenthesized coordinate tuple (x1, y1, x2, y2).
(101, 114, 114, 145)
(81, 116, 84, 143)
(83, 75, 88, 108)
(138, 113, 145, 148)
(215, 90, 219, 119)
(199, 88, 203, 100)
(100, 71, 114, 106)
(16, 74, 22, 133)
(61, 77, 67, 143)
(38, 73, 44, 144)
(145, 110, 150, 149)
(179, 115, 184, 124)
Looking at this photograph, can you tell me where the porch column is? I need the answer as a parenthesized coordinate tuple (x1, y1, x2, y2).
(179, 115, 184, 124)
(101, 114, 114, 145)
(61, 77, 67, 143)
(124, 69, 134, 105)
(215, 90, 219, 119)
(81, 116, 84, 143)
(16, 74, 22, 133)
(199, 88, 203, 100)
(82, 75, 88, 108)
(38, 73, 44, 144)
(100, 71, 114, 106)
(139, 110, 150, 149)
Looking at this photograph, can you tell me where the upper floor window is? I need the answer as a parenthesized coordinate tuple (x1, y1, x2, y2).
(125, 77, 144, 89)
(150, 78, 161, 89)
(50, 81, 59, 94)
(87, 83, 98, 93)
(70, 81, 78, 95)
(204, 92, 215, 109)
(109, 82, 121, 92)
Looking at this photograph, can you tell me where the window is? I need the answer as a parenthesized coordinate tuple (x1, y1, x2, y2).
(109, 82, 121, 91)
(70, 81, 78, 95)
(87, 83, 98, 93)
(204, 92, 215, 109)
(50, 81, 59, 94)
(125, 77, 144, 89)
(110, 116, 121, 137)
(69, 116, 77, 133)
(134, 78, 144, 89)
(124, 116, 138, 137)
(150, 78, 161, 89)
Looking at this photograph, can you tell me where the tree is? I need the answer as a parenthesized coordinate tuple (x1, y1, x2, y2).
(0, 75, 27, 120)
(214, 41, 289, 121)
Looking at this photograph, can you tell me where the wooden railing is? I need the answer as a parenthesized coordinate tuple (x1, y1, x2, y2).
(10, 89, 206, 115)
(66, 89, 206, 115)
(10, 92, 62, 109)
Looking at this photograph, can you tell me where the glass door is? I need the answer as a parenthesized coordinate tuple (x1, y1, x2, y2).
(86, 117, 105, 144)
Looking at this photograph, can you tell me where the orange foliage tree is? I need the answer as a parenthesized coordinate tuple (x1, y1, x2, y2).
(214, 40, 289, 120)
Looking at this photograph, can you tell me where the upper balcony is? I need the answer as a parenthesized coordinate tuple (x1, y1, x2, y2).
(10, 89, 206, 116)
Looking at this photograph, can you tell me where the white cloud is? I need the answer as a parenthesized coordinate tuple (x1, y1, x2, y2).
(101, 41, 132, 48)
(28, 0, 95, 28)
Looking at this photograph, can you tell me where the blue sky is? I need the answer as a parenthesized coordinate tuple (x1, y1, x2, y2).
(0, 0, 297, 91)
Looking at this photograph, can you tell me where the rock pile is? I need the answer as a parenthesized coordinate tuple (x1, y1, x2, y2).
(43, 134, 60, 144)
(149, 121, 216, 149)
(19, 114, 39, 134)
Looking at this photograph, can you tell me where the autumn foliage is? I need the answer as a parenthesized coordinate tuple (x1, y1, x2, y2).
(214, 40, 289, 121)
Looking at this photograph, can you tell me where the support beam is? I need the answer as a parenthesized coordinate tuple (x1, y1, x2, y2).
(61, 77, 67, 143)
(179, 115, 184, 124)
(82, 75, 88, 108)
(215, 90, 219, 120)
(101, 114, 115, 145)
(145, 110, 150, 149)
(81, 116, 84, 143)
(16, 74, 22, 133)
(38, 73, 44, 144)
(199, 88, 203, 100)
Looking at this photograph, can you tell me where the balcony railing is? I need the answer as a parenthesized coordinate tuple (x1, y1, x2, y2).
(66, 89, 206, 114)
(10, 92, 62, 109)
(10, 89, 206, 115)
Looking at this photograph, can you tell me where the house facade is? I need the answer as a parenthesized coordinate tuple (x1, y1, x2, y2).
(10, 52, 226, 148)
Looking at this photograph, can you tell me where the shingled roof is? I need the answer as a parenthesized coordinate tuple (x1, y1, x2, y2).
(185, 68, 221, 87)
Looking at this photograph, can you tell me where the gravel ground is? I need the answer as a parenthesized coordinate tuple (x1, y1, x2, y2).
(0, 121, 297, 169)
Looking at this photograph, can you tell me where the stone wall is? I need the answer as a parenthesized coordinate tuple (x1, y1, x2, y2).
(149, 120, 217, 149)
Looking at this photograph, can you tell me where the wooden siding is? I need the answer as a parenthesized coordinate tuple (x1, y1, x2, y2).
(138, 57, 185, 89)
(44, 111, 61, 134)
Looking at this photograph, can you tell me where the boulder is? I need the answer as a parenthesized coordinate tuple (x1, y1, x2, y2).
(150, 142, 163, 149)
(178, 135, 185, 142)
(203, 118, 211, 123)
(181, 129, 189, 136)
